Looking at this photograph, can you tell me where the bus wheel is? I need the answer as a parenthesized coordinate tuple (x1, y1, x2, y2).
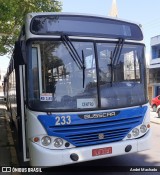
(152, 105, 157, 112)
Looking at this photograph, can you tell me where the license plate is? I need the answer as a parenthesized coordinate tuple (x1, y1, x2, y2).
(92, 147, 112, 156)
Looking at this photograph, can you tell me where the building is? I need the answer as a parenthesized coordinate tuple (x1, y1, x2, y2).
(109, 0, 118, 17)
(149, 35, 160, 102)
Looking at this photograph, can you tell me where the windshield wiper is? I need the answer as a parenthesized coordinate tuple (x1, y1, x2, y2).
(112, 38, 124, 66)
(61, 34, 83, 69)
(61, 34, 86, 88)
(110, 38, 124, 85)
(82, 50, 86, 88)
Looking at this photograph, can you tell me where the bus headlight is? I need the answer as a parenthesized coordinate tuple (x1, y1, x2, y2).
(123, 123, 150, 141)
(41, 136, 51, 146)
(54, 138, 63, 148)
(132, 128, 139, 137)
(140, 125, 147, 133)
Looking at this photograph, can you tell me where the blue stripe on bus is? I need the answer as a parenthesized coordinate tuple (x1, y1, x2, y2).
(38, 106, 147, 147)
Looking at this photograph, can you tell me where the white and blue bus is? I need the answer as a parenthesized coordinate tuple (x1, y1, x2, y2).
(4, 12, 151, 167)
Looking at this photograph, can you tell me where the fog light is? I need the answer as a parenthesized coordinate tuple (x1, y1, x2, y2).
(54, 138, 63, 148)
(132, 128, 139, 137)
(140, 125, 147, 133)
(41, 136, 51, 146)
(127, 133, 132, 138)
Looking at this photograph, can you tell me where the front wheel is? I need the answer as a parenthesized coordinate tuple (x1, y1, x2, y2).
(152, 105, 157, 112)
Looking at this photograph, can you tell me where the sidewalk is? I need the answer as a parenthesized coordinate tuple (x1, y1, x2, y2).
(150, 108, 160, 125)
(0, 102, 20, 175)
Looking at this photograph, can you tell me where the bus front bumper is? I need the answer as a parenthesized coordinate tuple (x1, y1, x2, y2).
(29, 130, 151, 167)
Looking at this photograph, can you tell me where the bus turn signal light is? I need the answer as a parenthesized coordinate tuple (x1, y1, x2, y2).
(33, 137, 40, 142)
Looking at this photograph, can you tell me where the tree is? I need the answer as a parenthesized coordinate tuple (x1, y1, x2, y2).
(0, 0, 62, 56)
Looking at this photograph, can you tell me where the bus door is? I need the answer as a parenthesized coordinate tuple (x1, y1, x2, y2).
(14, 41, 29, 162)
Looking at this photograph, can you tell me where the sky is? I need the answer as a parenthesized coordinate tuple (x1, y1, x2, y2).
(1, 0, 160, 71)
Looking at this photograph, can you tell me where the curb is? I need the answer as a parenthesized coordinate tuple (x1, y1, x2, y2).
(150, 119, 160, 125)
(5, 109, 21, 175)
(150, 111, 160, 125)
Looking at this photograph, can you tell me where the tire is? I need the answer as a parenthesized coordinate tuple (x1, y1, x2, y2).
(158, 110, 160, 118)
(152, 105, 157, 112)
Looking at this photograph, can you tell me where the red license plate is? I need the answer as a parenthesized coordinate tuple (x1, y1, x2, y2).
(92, 147, 112, 156)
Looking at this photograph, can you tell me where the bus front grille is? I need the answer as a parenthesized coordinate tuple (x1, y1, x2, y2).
(47, 115, 143, 147)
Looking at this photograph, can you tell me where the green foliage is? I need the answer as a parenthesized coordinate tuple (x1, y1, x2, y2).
(0, 0, 62, 55)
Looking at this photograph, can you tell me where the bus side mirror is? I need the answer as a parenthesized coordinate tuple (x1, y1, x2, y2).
(14, 41, 26, 65)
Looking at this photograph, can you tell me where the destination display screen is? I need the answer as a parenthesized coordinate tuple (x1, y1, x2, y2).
(30, 15, 143, 40)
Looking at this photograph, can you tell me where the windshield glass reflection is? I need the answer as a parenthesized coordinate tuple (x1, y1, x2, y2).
(28, 40, 146, 111)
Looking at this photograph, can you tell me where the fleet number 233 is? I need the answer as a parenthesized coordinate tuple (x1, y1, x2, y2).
(55, 116, 71, 125)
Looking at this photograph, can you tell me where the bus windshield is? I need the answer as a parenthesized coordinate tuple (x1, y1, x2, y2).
(28, 40, 146, 111)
